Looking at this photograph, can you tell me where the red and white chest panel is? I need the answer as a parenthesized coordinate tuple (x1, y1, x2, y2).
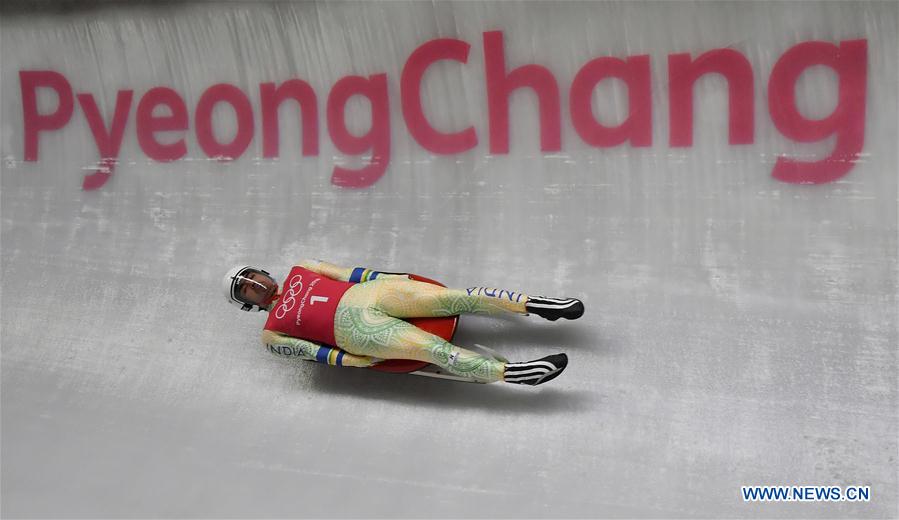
(263, 266, 353, 346)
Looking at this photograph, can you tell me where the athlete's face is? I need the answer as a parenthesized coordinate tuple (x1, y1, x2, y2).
(237, 271, 278, 306)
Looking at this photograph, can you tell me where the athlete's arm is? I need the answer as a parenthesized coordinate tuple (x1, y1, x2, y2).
(296, 259, 354, 281)
(295, 259, 409, 282)
(261, 329, 380, 368)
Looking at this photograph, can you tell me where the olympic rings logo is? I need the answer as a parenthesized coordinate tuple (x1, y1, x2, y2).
(274, 274, 304, 320)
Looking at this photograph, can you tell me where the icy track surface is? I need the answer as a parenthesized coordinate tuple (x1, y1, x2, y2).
(1, 2, 897, 518)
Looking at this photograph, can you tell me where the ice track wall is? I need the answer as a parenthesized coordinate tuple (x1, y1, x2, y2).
(2, 2, 897, 518)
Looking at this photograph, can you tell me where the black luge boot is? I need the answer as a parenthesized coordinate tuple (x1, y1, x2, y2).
(504, 353, 568, 386)
(526, 297, 584, 321)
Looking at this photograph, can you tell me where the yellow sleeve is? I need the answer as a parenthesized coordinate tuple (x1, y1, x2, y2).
(261, 329, 380, 368)
(295, 259, 408, 283)
(295, 259, 355, 282)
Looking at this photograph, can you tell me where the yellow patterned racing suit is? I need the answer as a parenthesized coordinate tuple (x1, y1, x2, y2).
(261, 260, 529, 383)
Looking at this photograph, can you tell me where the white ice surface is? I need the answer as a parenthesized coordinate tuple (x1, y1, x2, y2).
(1, 2, 897, 518)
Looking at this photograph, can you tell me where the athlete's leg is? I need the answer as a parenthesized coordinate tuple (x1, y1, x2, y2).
(358, 278, 528, 318)
(334, 304, 505, 383)
(334, 283, 570, 385)
(361, 278, 584, 321)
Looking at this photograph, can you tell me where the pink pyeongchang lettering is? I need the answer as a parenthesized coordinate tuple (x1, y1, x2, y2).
(18, 33, 868, 190)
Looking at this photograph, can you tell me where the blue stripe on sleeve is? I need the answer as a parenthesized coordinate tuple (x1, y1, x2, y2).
(349, 267, 365, 283)
(315, 347, 330, 364)
(370, 271, 381, 280)
(336, 351, 345, 366)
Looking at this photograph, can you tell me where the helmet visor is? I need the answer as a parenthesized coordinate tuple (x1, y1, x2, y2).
(232, 268, 278, 307)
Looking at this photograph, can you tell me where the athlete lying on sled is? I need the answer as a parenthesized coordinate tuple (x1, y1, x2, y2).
(223, 260, 584, 386)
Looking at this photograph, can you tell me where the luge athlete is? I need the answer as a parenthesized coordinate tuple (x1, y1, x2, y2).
(223, 260, 584, 385)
